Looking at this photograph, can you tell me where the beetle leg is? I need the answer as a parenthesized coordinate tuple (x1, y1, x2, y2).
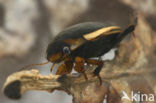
(132, 32, 135, 38)
(50, 63, 55, 72)
(131, 17, 137, 39)
(56, 60, 73, 75)
(56, 63, 68, 75)
(74, 57, 88, 80)
(86, 59, 104, 85)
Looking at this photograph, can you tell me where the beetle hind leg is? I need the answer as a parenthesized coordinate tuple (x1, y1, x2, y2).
(74, 57, 88, 80)
(86, 59, 104, 85)
(74, 57, 104, 84)
(93, 64, 103, 86)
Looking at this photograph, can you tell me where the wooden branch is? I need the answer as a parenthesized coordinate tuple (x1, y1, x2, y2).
(2, 15, 156, 103)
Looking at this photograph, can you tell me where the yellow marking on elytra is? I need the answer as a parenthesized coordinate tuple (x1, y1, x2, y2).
(83, 26, 122, 40)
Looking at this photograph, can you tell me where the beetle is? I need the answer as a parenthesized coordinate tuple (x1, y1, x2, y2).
(21, 18, 137, 85)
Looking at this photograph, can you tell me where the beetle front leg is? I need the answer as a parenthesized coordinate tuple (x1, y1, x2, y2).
(74, 57, 88, 80)
(56, 60, 73, 75)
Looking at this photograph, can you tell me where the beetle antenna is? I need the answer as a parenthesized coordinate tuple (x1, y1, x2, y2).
(19, 61, 50, 71)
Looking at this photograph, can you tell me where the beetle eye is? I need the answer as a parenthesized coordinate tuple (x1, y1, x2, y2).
(63, 46, 71, 54)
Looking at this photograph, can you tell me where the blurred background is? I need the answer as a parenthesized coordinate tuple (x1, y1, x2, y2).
(0, 0, 156, 103)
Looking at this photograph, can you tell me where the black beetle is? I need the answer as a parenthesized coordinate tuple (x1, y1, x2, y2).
(22, 18, 137, 85)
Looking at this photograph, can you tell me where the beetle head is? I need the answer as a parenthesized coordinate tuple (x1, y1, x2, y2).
(46, 41, 71, 63)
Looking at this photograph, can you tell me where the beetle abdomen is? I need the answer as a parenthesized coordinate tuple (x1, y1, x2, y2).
(71, 33, 120, 58)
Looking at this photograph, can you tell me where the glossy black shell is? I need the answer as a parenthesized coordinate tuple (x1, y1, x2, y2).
(47, 22, 134, 59)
